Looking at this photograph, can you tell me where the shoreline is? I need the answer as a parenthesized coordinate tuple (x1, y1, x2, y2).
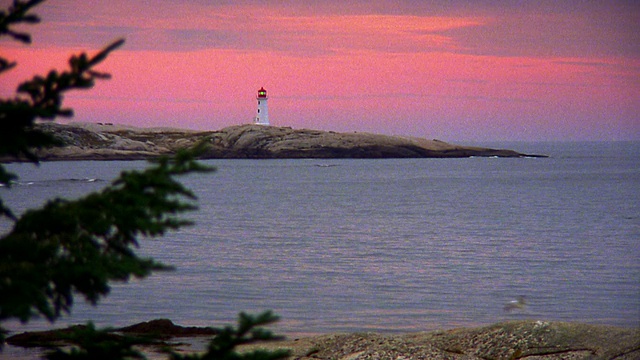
(3, 319, 639, 359)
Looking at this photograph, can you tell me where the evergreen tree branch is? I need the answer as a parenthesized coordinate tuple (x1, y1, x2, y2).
(44, 322, 150, 360)
(0, 0, 43, 44)
(0, 3, 290, 358)
(0, 148, 213, 324)
(168, 311, 291, 360)
(1, 25, 124, 163)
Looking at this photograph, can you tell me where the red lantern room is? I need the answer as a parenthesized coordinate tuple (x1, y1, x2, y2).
(254, 87, 270, 125)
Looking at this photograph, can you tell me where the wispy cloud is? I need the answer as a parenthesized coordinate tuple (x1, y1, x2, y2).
(3, 0, 637, 141)
(14, 0, 637, 59)
(25, 1, 486, 55)
(552, 60, 614, 68)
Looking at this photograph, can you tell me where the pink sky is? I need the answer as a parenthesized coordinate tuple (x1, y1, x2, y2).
(1, 0, 638, 141)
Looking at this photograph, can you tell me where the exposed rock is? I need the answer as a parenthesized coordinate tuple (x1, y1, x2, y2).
(115, 319, 219, 338)
(250, 321, 639, 360)
(6, 319, 218, 347)
(5, 325, 118, 348)
(2, 122, 545, 162)
(6, 320, 637, 359)
(203, 125, 539, 159)
(414, 321, 640, 360)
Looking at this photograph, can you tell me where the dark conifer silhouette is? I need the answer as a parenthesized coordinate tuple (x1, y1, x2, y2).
(0, 1, 288, 358)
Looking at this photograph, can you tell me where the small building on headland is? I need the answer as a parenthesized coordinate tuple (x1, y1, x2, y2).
(254, 87, 269, 126)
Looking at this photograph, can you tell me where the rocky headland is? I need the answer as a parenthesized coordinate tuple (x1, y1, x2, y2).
(7, 122, 545, 161)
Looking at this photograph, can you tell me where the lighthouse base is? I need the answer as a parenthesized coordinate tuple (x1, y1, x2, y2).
(254, 118, 270, 126)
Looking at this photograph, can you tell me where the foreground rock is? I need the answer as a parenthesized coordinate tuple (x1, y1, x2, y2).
(5, 319, 218, 347)
(5, 122, 545, 161)
(254, 321, 639, 359)
(6, 320, 638, 359)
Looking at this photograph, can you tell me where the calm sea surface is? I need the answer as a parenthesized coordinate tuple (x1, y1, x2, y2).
(1, 142, 639, 339)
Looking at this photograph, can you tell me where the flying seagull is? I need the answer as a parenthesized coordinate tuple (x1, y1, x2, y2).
(504, 296, 527, 312)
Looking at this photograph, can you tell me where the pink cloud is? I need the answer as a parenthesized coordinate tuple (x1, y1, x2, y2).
(1, 0, 638, 140)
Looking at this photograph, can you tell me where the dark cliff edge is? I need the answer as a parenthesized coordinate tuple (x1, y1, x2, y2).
(2, 123, 547, 162)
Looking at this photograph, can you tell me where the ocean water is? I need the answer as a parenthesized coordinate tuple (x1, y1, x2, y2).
(1, 142, 638, 339)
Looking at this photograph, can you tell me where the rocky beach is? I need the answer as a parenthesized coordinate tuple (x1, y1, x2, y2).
(254, 321, 639, 359)
(5, 320, 639, 359)
(7, 122, 545, 161)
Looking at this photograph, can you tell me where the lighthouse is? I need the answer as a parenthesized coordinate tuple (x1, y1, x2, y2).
(254, 87, 269, 125)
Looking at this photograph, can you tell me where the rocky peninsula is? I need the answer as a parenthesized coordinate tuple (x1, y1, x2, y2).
(11, 122, 545, 161)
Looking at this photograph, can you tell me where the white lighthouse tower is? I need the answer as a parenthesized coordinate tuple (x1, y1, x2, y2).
(254, 87, 269, 125)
